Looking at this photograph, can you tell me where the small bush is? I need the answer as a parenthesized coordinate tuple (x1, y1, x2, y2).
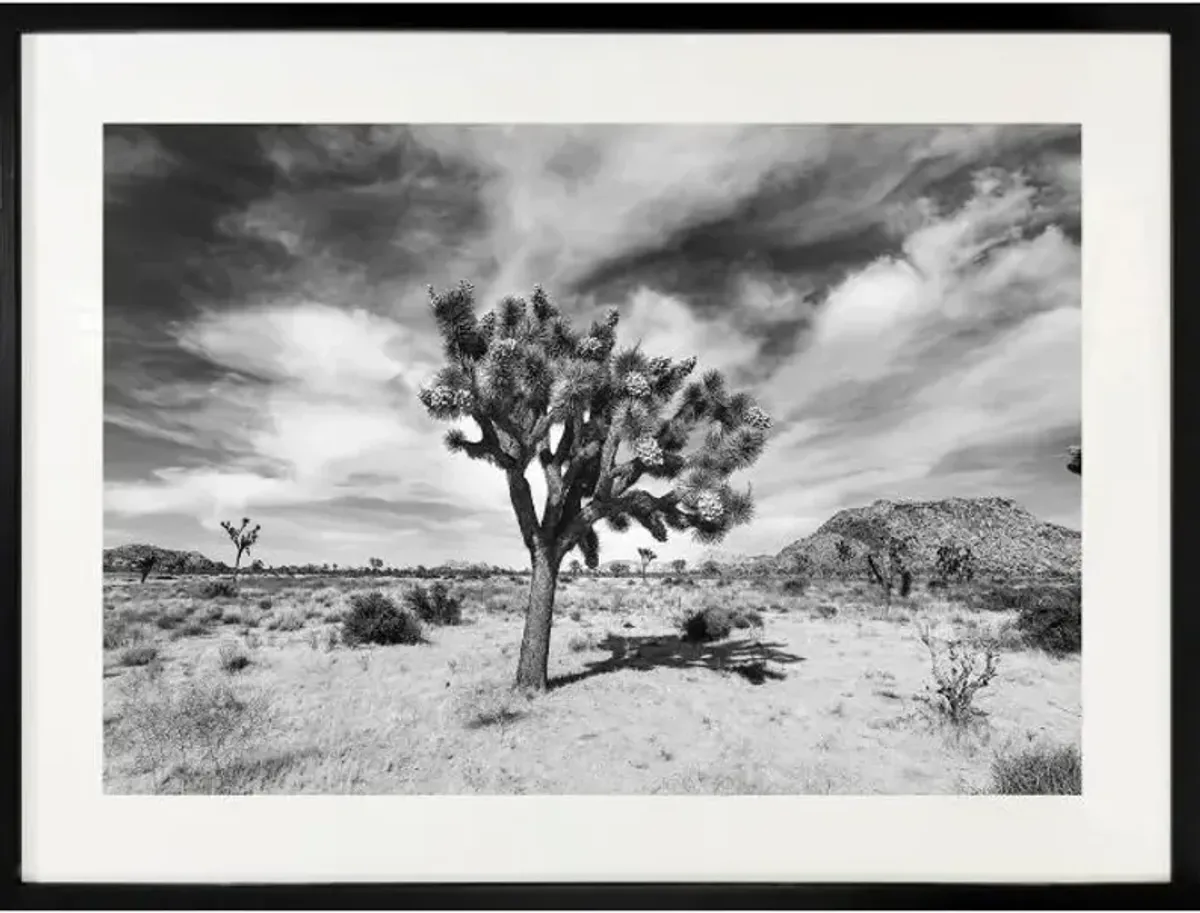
(155, 611, 185, 631)
(567, 633, 598, 653)
(117, 677, 276, 782)
(120, 643, 160, 667)
(218, 640, 252, 673)
(991, 743, 1082, 795)
(198, 580, 238, 600)
(268, 609, 305, 632)
(405, 582, 463, 626)
(257, 597, 273, 610)
(779, 577, 808, 596)
(918, 626, 999, 726)
(1017, 600, 1081, 656)
(342, 591, 424, 646)
(174, 619, 209, 639)
(680, 605, 763, 642)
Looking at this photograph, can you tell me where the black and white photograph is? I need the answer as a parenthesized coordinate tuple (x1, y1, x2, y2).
(101, 123, 1084, 796)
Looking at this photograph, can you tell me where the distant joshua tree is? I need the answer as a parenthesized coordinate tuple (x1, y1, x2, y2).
(865, 534, 914, 608)
(134, 553, 157, 584)
(934, 543, 976, 585)
(835, 538, 853, 564)
(701, 559, 722, 577)
(608, 561, 630, 578)
(250, 558, 265, 574)
(219, 517, 261, 588)
(368, 557, 384, 574)
(1067, 445, 1081, 477)
(417, 281, 770, 689)
(637, 547, 657, 580)
(670, 558, 687, 575)
(569, 559, 583, 576)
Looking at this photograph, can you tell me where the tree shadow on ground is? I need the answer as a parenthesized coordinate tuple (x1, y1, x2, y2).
(550, 633, 806, 690)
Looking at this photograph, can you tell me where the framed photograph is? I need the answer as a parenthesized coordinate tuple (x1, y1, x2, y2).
(6, 7, 1191, 907)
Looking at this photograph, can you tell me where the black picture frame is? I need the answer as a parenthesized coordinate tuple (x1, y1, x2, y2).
(2, 5, 1195, 908)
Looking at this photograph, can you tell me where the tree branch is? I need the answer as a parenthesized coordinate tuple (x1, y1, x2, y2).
(506, 470, 541, 553)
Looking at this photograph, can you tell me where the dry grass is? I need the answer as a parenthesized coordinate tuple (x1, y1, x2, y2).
(103, 574, 1080, 794)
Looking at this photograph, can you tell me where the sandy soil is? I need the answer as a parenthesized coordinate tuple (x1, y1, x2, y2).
(103, 574, 1080, 794)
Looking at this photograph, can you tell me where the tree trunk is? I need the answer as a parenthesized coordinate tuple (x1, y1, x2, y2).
(232, 550, 242, 588)
(515, 546, 561, 691)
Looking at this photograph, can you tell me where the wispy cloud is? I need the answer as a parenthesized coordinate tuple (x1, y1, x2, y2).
(104, 124, 1080, 567)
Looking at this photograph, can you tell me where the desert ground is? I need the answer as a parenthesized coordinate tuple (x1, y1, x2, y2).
(103, 571, 1081, 795)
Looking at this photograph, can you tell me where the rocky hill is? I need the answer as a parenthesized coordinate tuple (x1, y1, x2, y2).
(776, 496, 1080, 580)
(103, 543, 226, 574)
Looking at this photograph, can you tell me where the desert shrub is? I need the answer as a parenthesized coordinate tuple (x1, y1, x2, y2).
(217, 640, 252, 673)
(812, 603, 838, 619)
(991, 743, 1081, 795)
(155, 610, 185, 631)
(116, 676, 276, 784)
(405, 582, 463, 626)
(198, 579, 238, 600)
(268, 609, 305, 632)
(779, 577, 808, 596)
(342, 590, 424, 646)
(220, 608, 243, 625)
(257, 597, 273, 610)
(972, 582, 1079, 613)
(104, 616, 141, 649)
(567, 633, 600, 653)
(120, 643, 160, 667)
(1016, 599, 1081, 656)
(174, 619, 209, 639)
(680, 605, 763, 642)
(918, 626, 999, 726)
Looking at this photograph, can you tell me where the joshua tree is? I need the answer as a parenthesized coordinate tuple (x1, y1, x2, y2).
(569, 559, 583, 576)
(134, 553, 157, 584)
(865, 534, 914, 608)
(368, 557, 384, 574)
(219, 517, 261, 588)
(670, 558, 687, 575)
(934, 543, 976, 585)
(700, 559, 723, 578)
(418, 281, 771, 689)
(637, 547, 657, 580)
(608, 561, 630, 578)
(1066, 445, 1081, 476)
(835, 538, 853, 564)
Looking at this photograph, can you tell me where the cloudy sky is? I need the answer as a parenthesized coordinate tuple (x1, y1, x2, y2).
(104, 125, 1081, 569)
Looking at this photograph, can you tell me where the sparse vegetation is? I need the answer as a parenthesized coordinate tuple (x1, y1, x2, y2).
(114, 676, 276, 790)
(104, 570, 1080, 795)
(991, 742, 1082, 794)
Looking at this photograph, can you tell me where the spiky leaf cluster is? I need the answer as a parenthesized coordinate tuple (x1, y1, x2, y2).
(418, 283, 773, 565)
